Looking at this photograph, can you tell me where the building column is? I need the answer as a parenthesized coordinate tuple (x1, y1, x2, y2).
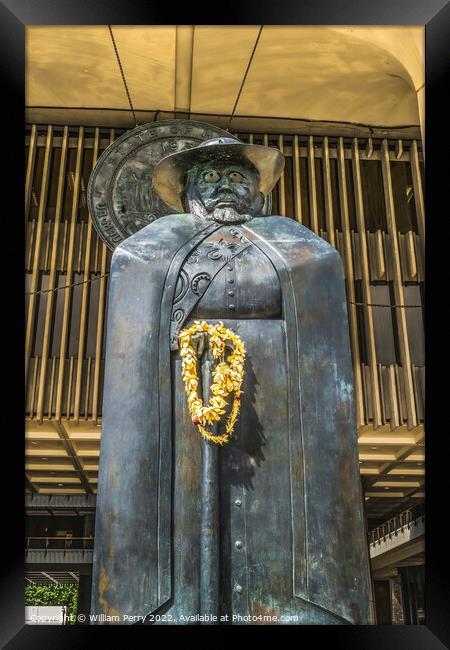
(76, 572, 92, 625)
(82, 514, 94, 549)
(390, 574, 405, 625)
(417, 85, 425, 152)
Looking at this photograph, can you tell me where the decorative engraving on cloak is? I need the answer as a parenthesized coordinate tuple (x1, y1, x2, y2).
(229, 227, 250, 244)
(169, 227, 254, 351)
(186, 247, 204, 265)
(191, 272, 212, 296)
(173, 269, 189, 304)
(172, 308, 185, 324)
(206, 239, 240, 261)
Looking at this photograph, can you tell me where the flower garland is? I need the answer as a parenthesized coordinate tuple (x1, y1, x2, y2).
(178, 321, 245, 445)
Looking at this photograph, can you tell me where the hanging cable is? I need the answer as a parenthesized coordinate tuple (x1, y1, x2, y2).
(25, 275, 423, 308)
(108, 25, 138, 127)
(227, 26, 264, 132)
(26, 273, 110, 296)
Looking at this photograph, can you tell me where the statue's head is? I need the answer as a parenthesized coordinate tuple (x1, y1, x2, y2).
(152, 135, 285, 224)
(182, 158, 264, 224)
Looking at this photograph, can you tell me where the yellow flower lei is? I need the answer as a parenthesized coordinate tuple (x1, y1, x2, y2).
(178, 321, 245, 445)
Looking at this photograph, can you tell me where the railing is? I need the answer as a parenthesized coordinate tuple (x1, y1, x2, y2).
(368, 501, 424, 546)
(25, 536, 94, 550)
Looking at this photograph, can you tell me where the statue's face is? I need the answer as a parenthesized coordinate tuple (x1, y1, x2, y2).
(184, 159, 264, 223)
(190, 161, 260, 212)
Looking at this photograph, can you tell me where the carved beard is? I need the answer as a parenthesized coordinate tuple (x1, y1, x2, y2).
(210, 207, 253, 224)
(186, 196, 254, 224)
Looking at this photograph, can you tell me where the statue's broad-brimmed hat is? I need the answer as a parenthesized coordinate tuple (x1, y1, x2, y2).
(152, 136, 285, 212)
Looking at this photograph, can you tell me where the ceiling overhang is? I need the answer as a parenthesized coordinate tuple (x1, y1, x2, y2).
(26, 26, 423, 130)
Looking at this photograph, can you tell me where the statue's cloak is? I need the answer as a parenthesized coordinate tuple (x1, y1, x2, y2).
(91, 213, 371, 624)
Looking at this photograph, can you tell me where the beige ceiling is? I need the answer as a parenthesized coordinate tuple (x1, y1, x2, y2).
(26, 25, 423, 128)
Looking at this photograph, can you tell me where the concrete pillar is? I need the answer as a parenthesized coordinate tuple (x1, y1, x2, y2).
(82, 514, 94, 549)
(83, 514, 94, 537)
(417, 85, 425, 152)
(76, 572, 92, 625)
(390, 574, 405, 625)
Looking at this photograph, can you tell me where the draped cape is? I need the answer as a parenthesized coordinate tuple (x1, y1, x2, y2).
(91, 213, 371, 624)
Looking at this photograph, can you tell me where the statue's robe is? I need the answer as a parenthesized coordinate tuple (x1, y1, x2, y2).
(91, 213, 372, 625)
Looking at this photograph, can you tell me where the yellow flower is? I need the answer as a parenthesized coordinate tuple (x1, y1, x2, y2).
(178, 321, 245, 446)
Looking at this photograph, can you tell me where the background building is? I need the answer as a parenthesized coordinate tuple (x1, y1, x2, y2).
(25, 25, 425, 624)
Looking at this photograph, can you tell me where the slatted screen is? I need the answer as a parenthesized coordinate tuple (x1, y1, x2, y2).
(25, 124, 424, 429)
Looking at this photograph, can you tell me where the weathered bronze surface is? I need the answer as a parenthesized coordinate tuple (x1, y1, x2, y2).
(91, 127, 372, 625)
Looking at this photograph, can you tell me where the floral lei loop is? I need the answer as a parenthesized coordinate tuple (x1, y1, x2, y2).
(178, 321, 245, 445)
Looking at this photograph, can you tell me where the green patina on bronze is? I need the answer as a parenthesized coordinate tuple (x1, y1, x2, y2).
(90, 123, 372, 625)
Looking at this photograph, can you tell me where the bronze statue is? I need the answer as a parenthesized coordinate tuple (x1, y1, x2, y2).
(91, 132, 372, 625)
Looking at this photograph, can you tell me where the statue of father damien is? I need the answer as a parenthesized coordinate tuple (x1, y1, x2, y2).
(91, 136, 372, 625)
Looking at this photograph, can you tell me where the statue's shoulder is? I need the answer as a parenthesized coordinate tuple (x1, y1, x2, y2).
(111, 213, 200, 267)
(249, 215, 341, 267)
